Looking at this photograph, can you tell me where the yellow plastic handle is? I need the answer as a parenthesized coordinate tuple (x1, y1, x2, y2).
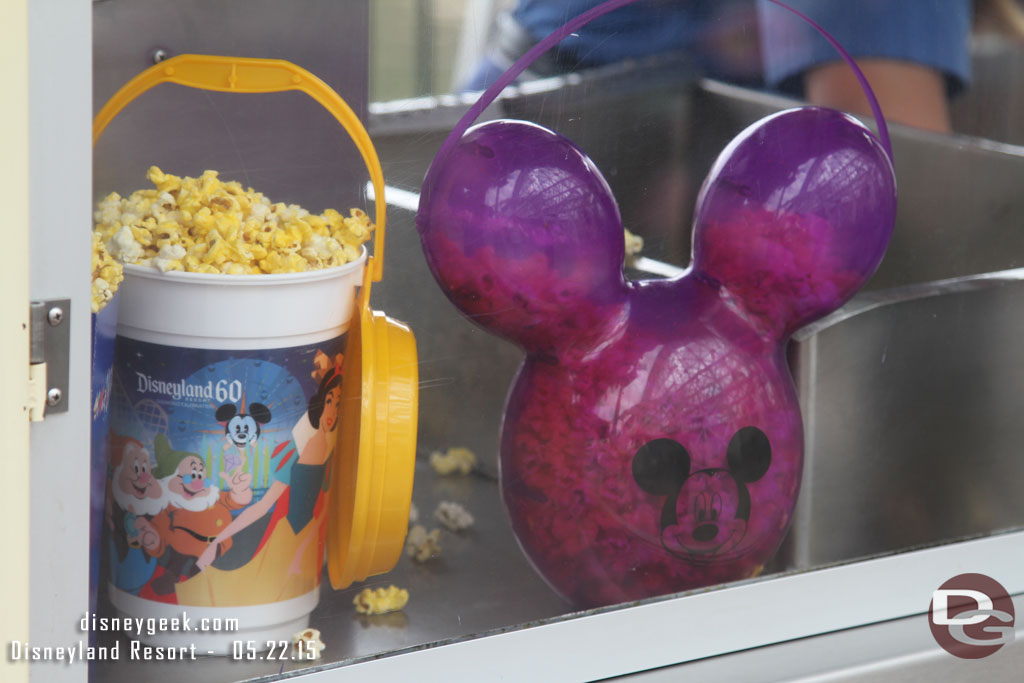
(93, 54, 386, 286)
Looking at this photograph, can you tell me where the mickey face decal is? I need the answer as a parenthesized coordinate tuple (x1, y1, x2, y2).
(216, 402, 272, 447)
(632, 427, 772, 562)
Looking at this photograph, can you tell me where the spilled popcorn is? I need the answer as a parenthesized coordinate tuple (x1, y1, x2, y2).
(353, 585, 409, 616)
(405, 524, 441, 562)
(91, 231, 124, 312)
(408, 501, 419, 525)
(429, 447, 476, 476)
(291, 628, 325, 660)
(434, 501, 474, 532)
(93, 166, 373, 275)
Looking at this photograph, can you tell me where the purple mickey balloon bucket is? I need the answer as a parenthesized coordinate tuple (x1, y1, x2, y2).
(417, 0, 897, 607)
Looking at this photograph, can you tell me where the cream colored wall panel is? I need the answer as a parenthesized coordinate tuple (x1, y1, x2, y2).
(0, 0, 32, 680)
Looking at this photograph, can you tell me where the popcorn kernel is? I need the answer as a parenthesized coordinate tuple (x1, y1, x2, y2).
(353, 586, 409, 616)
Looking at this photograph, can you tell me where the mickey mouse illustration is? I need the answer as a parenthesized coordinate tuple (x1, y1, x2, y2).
(632, 427, 771, 562)
(216, 402, 271, 448)
(216, 401, 271, 472)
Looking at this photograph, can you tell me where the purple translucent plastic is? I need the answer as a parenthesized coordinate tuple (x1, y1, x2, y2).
(416, 0, 897, 607)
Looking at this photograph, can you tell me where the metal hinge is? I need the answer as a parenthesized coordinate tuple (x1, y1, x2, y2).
(28, 299, 70, 421)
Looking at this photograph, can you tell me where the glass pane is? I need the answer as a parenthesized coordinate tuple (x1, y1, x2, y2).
(93, 1, 1024, 680)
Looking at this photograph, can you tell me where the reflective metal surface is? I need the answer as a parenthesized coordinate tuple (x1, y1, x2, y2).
(620, 593, 1024, 683)
(951, 33, 1024, 147)
(787, 270, 1024, 568)
(92, 0, 370, 213)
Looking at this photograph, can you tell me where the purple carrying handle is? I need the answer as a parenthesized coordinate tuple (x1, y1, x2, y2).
(436, 0, 893, 164)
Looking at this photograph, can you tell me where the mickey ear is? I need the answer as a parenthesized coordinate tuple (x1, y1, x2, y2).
(632, 438, 691, 494)
(691, 107, 896, 337)
(417, 119, 628, 353)
(726, 427, 771, 484)
(248, 403, 272, 424)
(215, 404, 236, 422)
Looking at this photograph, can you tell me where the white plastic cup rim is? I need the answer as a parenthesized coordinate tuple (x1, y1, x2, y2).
(116, 246, 367, 348)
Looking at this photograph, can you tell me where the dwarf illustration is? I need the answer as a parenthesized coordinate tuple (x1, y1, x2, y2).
(145, 434, 252, 595)
(106, 435, 165, 594)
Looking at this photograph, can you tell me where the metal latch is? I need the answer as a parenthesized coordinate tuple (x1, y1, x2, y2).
(29, 299, 70, 420)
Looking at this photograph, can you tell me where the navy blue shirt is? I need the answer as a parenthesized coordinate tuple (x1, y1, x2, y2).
(513, 0, 762, 82)
(759, 0, 971, 95)
(507, 0, 971, 93)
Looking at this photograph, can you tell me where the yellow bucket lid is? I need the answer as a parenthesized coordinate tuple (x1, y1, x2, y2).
(329, 301, 419, 587)
(93, 54, 418, 590)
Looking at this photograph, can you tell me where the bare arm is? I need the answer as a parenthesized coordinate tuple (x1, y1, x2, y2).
(213, 479, 286, 546)
(195, 480, 287, 570)
(804, 58, 952, 134)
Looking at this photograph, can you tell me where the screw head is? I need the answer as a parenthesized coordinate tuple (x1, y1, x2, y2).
(47, 307, 64, 326)
(152, 49, 169, 64)
(47, 388, 62, 407)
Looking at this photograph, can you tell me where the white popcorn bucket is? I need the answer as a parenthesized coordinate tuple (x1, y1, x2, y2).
(106, 259, 363, 653)
(95, 55, 418, 655)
